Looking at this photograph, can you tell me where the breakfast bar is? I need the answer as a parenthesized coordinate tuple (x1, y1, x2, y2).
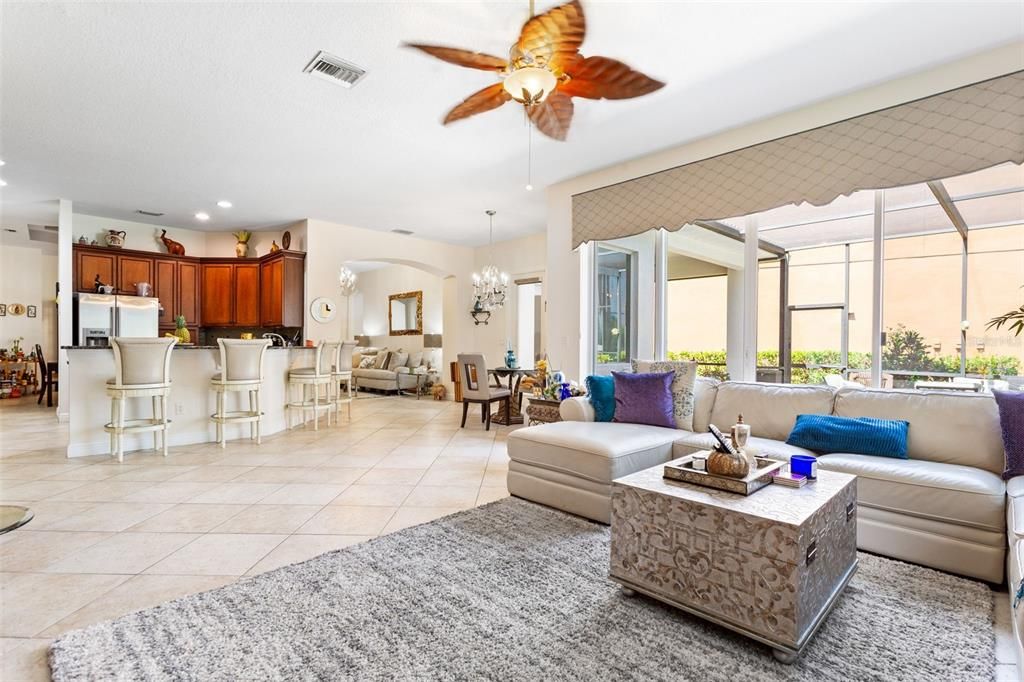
(62, 345, 316, 458)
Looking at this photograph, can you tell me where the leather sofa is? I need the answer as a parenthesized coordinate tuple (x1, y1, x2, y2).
(507, 379, 1009, 586)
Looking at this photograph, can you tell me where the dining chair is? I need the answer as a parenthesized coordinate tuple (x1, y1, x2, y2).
(457, 353, 510, 431)
(34, 344, 58, 407)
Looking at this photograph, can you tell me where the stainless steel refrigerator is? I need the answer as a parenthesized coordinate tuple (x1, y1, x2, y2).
(74, 294, 161, 346)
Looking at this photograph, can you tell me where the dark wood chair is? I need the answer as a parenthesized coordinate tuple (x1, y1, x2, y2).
(457, 353, 510, 431)
(35, 344, 58, 407)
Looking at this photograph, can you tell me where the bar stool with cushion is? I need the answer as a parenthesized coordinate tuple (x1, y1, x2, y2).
(331, 341, 357, 420)
(105, 337, 177, 463)
(210, 339, 272, 448)
(287, 341, 334, 430)
(457, 353, 510, 431)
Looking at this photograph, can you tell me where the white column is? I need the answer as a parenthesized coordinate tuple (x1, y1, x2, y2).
(741, 215, 759, 381)
(57, 199, 73, 422)
(870, 190, 885, 388)
(726, 269, 744, 380)
(654, 229, 667, 360)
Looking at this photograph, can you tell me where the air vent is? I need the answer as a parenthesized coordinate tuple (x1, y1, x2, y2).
(136, 209, 164, 217)
(391, 229, 414, 236)
(304, 51, 367, 88)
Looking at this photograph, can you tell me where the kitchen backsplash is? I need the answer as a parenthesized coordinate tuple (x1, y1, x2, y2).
(198, 326, 302, 346)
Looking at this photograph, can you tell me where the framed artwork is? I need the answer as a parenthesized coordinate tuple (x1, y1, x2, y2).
(0, 304, 6, 316)
(27, 305, 37, 318)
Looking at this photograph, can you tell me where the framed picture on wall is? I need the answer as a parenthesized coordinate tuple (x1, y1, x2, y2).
(27, 305, 37, 318)
(0, 304, 6, 316)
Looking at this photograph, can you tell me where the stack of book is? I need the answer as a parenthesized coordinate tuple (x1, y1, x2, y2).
(772, 472, 808, 488)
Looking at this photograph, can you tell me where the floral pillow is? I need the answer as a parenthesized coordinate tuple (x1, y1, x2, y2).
(358, 356, 375, 369)
(631, 359, 698, 431)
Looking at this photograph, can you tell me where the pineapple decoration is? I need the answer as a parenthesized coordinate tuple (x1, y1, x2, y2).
(172, 315, 191, 345)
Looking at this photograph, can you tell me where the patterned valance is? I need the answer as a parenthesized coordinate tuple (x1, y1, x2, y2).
(571, 71, 1024, 248)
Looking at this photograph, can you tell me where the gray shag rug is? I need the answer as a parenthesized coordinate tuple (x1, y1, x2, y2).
(50, 497, 995, 681)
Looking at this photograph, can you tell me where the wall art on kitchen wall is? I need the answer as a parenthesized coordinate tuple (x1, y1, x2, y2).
(27, 306, 37, 318)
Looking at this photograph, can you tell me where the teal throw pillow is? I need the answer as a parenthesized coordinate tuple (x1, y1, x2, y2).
(585, 375, 615, 422)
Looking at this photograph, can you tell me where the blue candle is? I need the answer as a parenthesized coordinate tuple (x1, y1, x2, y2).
(790, 454, 818, 480)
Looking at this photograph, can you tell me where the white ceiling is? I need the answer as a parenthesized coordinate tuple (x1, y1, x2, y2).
(1, 1, 1021, 246)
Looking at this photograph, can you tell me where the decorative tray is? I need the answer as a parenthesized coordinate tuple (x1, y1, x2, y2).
(663, 452, 785, 496)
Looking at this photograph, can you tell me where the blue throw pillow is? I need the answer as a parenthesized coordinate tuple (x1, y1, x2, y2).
(786, 414, 910, 459)
(585, 375, 615, 422)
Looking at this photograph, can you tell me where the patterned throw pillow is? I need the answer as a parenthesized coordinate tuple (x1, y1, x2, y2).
(374, 350, 391, 370)
(994, 390, 1024, 480)
(786, 414, 910, 459)
(631, 359, 698, 431)
(612, 371, 675, 429)
(358, 356, 375, 369)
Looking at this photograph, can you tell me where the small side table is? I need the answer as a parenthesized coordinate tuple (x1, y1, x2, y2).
(525, 397, 562, 425)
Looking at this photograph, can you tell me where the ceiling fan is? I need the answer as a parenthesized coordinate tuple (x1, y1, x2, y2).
(406, 0, 664, 141)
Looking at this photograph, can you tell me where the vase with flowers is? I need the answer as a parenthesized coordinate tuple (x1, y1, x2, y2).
(233, 231, 252, 258)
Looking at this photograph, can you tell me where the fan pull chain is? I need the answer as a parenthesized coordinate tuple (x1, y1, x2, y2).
(526, 118, 534, 191)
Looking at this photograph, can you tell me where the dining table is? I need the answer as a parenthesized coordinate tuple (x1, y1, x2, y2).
(487, 367, 536, 426)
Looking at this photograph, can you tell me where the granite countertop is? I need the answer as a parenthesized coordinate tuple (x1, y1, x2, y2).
(62, 345, 311, 351)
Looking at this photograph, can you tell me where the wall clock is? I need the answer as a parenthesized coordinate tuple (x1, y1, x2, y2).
(310, 297, 337, 323)
(8, 303, 25, 316)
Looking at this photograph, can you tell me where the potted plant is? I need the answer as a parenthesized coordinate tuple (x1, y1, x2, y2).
(232, 231, 252, 258)
(11, 337, 24, 359)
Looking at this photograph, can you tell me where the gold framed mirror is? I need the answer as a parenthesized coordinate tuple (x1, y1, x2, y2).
(388, 290, 423, 336)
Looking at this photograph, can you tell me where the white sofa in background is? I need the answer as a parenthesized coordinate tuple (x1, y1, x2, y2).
(507, 380, 1009, 586)
(352, 348, 437, 394)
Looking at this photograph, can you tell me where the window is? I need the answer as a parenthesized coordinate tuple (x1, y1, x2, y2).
(594, 244, 635, 374)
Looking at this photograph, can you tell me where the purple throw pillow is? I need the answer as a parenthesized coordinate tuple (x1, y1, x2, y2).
(994, 390, 1024, 480)
(612, 370, 675, 429)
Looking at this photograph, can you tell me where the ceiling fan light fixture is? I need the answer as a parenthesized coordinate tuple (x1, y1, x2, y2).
(503, 66, 557, 105)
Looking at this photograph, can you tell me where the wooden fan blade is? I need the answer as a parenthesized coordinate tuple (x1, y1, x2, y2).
(517, 0, 585, 74)
(561, 56, 665, 100)
(444, 83, 513, 124)
(405, 43, 508, 71)
(528, 91, 574, 141)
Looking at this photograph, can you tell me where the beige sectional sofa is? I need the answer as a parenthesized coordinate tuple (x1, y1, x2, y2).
(507, 379, 1009, 586)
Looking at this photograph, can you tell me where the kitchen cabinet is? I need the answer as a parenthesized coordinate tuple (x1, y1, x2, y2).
(153, 258, 176, 327)
(234, 264, 260, 326)
(260, 251, 305, 327)
(176, 261, 201, 326)
(201, 264, 235, 325)
(75, 250, 117, 292)
(117, 256, 153, 295)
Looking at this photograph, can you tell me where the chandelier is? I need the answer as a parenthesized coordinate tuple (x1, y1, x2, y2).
(472, 210, 509, 316)
(338, 266, 357, 295)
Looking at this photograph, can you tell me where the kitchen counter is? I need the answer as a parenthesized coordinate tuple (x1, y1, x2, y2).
(64, 345, 317, 458)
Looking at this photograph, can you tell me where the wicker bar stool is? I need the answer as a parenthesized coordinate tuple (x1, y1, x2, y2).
(210, 339, 272, 448)
(105, 337, 177, 462)
(286, 341, 334, 430)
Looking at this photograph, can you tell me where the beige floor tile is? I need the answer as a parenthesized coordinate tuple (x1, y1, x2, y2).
(418, 468, 485, 487)
(482, 468, 509, 487)
(331, 484, 413, 507)
(0, 479, 88, 502)
(47, 480, 157, 503)
(230, 466, 312, 483)
(187, 482, 284, 504)
(996, 594, 1017, 665)
(289, 467, 367, 485)
(357, 468, 427, 486)
(256, 483, 348, 506)
(212, 505, 321, 534)
(0, 572, 129, 637)
(105, 466, 199, 483)
(43, 502, 175, 532)
(127, 503, 248, 533)
(382, 507, 463, 534)
(166, 465, 255, 482)
(429, 455, 488, 471)
(42, 532, 200, 575)
(0, 463, 90, 480)
(297, 506, 397, 535)
(996, 664, 1019, 681)
(145, 533, 287, 576)
(0, 531, 112, 572)
(320, 453, 389, 468)
(0, 637, 52, 682)
(476, 486, 510, 506)
(39, 574, 236, 638)
(10, 500, 97, 531)
(374, 452, 439, 469)
(403, 485, 479, 509)
(211, 453, 282, 467)
(122, 481, 219, 504)
(247, 535, 372, 575)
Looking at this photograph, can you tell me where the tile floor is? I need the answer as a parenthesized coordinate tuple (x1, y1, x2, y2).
(0, 394, 1017, 680)
(0, 393, 512, 680)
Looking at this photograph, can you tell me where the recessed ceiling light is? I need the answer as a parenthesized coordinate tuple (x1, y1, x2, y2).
(0, 179, 7, 187)
(195, 212, 210, 221)
(0, 160, 6, 166)
(217, 200, 232, 208)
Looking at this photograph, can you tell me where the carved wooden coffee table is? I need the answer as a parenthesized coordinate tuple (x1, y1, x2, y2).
(610, 463, 857, 662)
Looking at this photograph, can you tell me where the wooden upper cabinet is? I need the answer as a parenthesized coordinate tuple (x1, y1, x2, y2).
(201, 264, 235, 326)
(117, 255, 154, 295)
(233, 263, 260, 326)
(75, 250, 117, 292)
(153, 258, 177, 327)
(177, 261, 201, 327)
(260, 258, 283, 327)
